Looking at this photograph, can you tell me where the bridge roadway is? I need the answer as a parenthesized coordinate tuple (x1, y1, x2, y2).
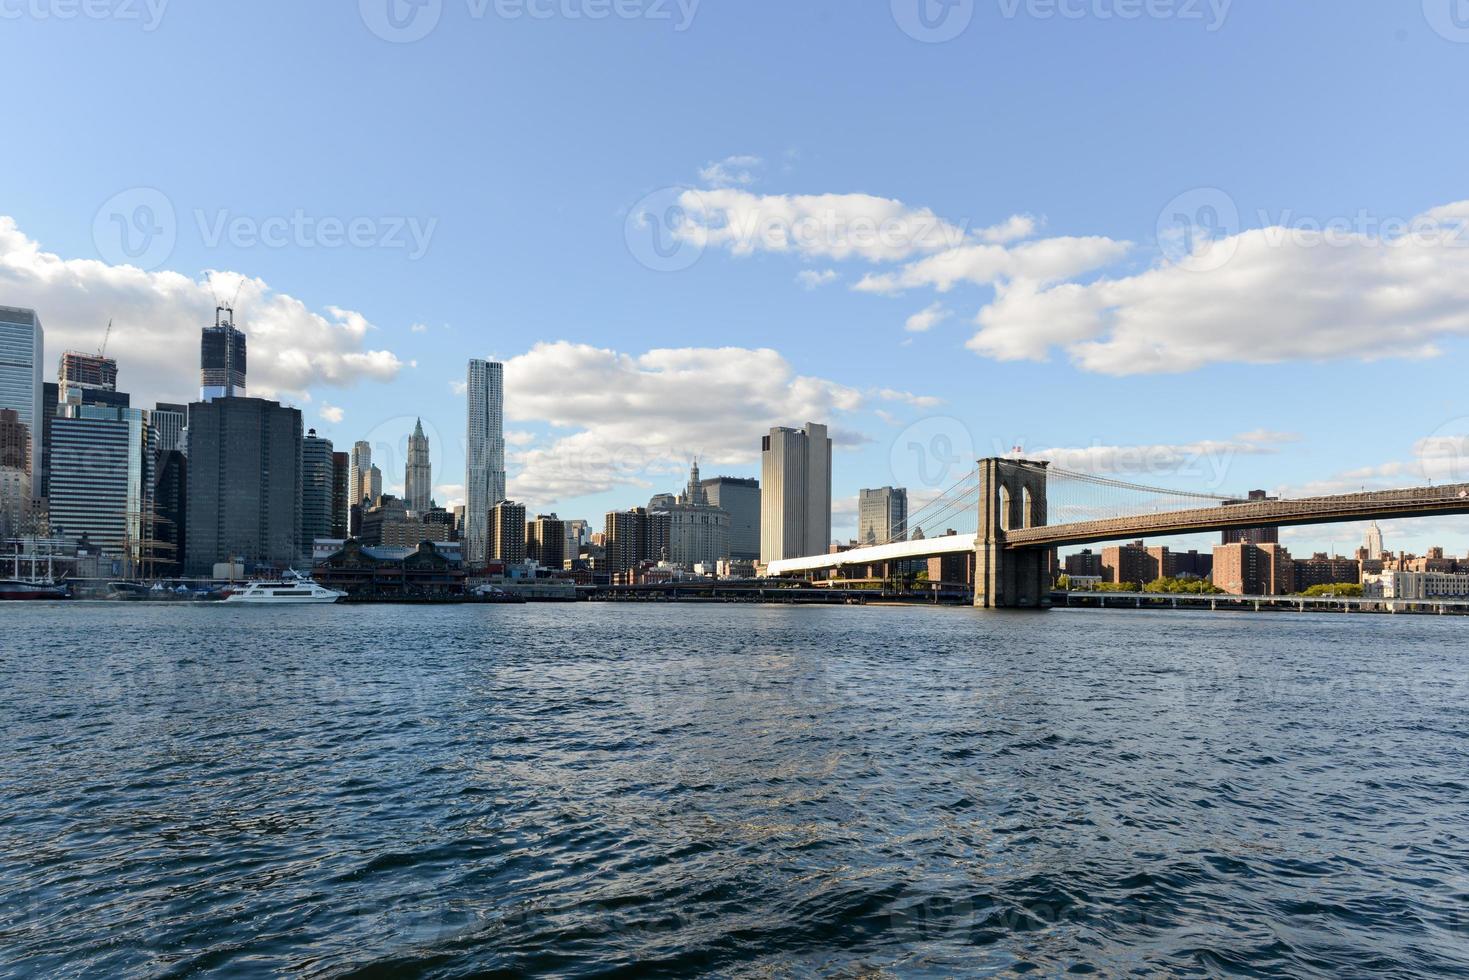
(766, 482, 1469, 576)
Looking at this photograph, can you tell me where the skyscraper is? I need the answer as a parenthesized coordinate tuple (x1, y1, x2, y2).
(654, 460, 731, 569)
(465, 359, 506, 567)
(526, 513, 566, 569)
(405, 418, 432, 514)
(302, 429, 335, 558)
(185, 397, 303, 575)
(200, 306, 247, 402)
(151, 450, 187, 577)
(48, 404, 152, 561)
(58, 350, 118, 392)
(0, 409, 32, 537)
(150, 403, 187, 457)
(1364, 521, 1385, 561)
(330, 451, 351, 539)
(490, 500, 527, 564)
(701, 476, 760, 561)
(760, 422, 832, 564)
(0, 306, 43, 497)
(858, 487, 909, 546)
(350, 441, 375, 507)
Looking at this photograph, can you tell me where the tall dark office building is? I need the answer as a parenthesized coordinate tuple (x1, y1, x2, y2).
(302, 429, 335, 558)
(184, 397, 302, 575)
(152, 450, 187, 576)
(200, 306, 247, 402)
(702, 476, 760, 561)
(330, 451, 351, 539)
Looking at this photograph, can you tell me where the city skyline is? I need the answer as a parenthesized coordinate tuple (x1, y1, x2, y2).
(4, 5, 1469, 554)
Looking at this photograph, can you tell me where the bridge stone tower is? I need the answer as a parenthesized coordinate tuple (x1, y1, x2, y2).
(975, 457, 1053, 609)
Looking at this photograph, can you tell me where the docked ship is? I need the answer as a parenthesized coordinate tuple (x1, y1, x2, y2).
(223, 574, 346, 605)
(0, 579, 70, 600)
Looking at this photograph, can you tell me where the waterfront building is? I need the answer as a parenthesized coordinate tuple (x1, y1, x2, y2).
(526, 513, 565, 569)
(0, 409, 30, 538)
(1221, 491, 1280, 546)
(1364, 570, 1469, 600)
(360, 495, 410, 547)
(184, 397, 303, 575)
(302, 429, 336, 559)
(150, 403, 187, 457)
(314, 539, 465, 599)
(563, 518, 590, 560)
(653, 461, 731, 569)
(760, 422, 831, 564)
(465, 359, 506, 567)
(405, 418, 432, 514)
(420, 505, 458, 542)
(1213, 542, 1294, 596)
(47, 404, 151, 561)
(604, 507, 671, 579)
(330, 452, 351, 538)
(858, 486, 908, 546)
(1064, 549, 1104, 578)
(0, 306, 43, 494)
(701, 476, 759, 560)
(1293, 553, 1361, 590)
(1101, 541, 1155, 586)
(199, 307, 247, 401)
(490, 500, 527, 564)
(151, 450, 187, 576)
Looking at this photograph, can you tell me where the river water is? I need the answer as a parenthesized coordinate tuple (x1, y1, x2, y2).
(1, 603, 1466, 977)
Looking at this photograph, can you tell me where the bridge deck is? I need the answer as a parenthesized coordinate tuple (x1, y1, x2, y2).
(765, 482, 1469, 576)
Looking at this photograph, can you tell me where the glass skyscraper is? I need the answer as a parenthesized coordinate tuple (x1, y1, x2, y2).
(464, 359, 505, 568)
(0, 306, 43, 495)
(200, 307, 247, 402)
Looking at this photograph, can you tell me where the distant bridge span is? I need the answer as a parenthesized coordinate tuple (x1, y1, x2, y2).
(1005, 482, 1469, 550)
(766, 458, 1469, 609)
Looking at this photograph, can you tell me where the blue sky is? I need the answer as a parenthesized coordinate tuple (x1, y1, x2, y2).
(3, 0, 1469, 555)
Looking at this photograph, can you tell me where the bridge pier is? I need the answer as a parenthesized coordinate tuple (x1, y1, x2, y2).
(974, 458, 1053, 609)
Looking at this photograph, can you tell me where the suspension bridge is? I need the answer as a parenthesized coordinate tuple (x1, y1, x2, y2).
(765, 457, 1469, 608)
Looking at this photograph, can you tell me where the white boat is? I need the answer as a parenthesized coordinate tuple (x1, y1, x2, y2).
(223, 575, 346, 604)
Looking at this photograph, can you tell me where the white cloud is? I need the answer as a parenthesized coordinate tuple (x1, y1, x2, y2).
(320, 404, 345, 424)
(876, 388, 942, 409)
(0, 217, 405, 406)
(505, 430, 537, 446)
(904, 302, 951, 333)
(856, 236, 1131, 296)
(410, 322, 428, 333)
(502, 342, 863, 507)
(449, 379, 467, 396)
(699, 155, 764, 188)
(796, 269, 838, 290)
(676, 189, 968, 263)
(968, 201, 1469, 374)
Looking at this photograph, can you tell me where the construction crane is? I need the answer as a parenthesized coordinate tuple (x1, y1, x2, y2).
(98, 318, 113, 358)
